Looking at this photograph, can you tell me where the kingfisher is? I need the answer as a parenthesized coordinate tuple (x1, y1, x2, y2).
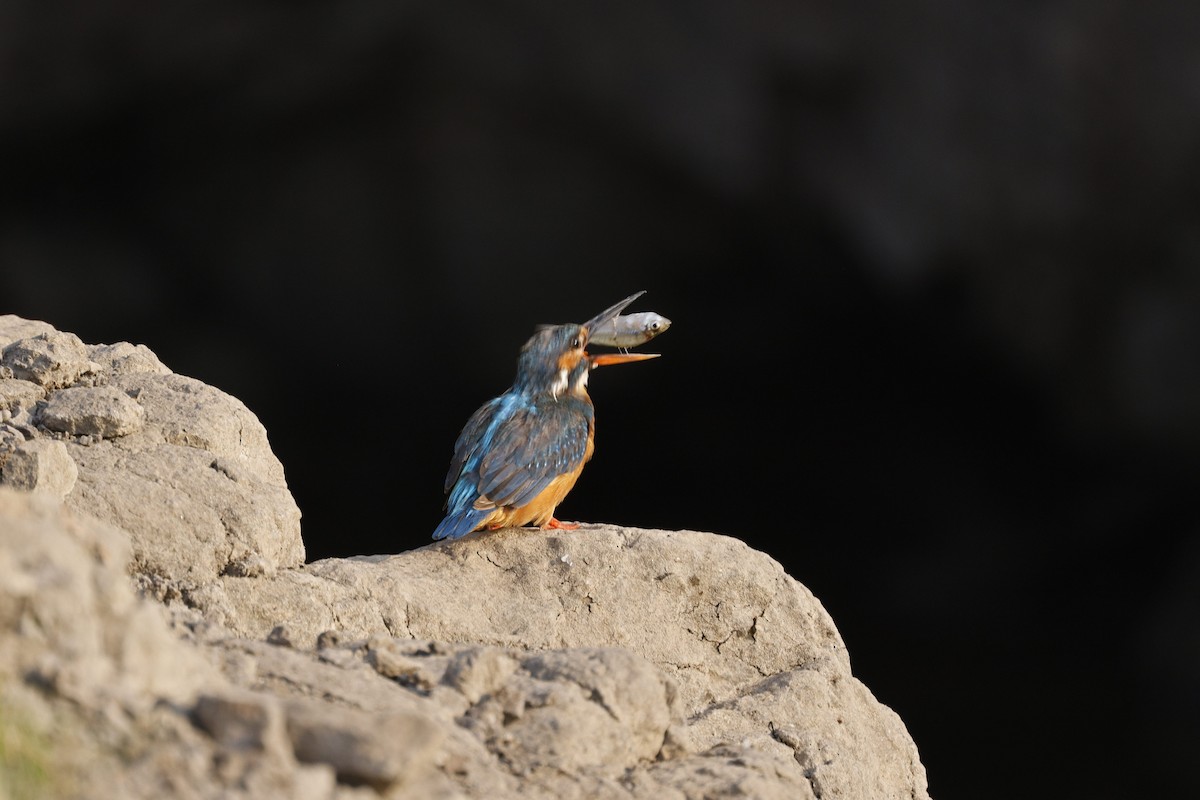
(432, 291, 661, 541)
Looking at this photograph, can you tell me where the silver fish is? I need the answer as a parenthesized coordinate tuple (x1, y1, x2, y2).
(588, 311, 672, 350)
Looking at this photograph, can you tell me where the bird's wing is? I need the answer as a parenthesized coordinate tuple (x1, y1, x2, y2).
(474, 401, 591, 510)
(444, 396, 504, 494)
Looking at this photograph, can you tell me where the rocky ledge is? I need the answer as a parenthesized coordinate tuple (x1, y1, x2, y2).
(0, 315, 930, 800)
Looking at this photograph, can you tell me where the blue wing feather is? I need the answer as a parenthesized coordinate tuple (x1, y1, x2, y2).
(432, 395, 512, 541)
(477, 399, 590, 508)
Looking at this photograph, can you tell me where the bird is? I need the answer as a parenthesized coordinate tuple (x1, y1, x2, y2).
(432, 291, 661, 541)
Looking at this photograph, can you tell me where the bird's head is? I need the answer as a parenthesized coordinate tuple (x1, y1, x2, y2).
(517, 291, 660, 399)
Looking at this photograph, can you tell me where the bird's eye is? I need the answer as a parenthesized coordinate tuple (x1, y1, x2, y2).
(571, 336, 582, 349)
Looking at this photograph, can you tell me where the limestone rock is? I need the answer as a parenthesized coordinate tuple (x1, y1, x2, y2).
(88, 341, 171, 376)
(1, 439, 78, 497)
(208, 526, 928, 799)
(0, 487, 211, 712)
(193, 690, 290, 755)
(0, 377, 44, 413)
(1, 488, 349, 800)
(68, 441, 302, 583)
(459, 647, 677, 775)
(0, 315, 304, 584)
(635, 744, 819, 800)
(0, 329, 100, 388)
(0, 314, 55, 347)
(0, 315, 931, 800)
(219, 526, 848, 711)
(286, 700, 445, 790)
(39, 384, 146, 437)
(442, 645, 521, 704)
(0, 484, 931, 800)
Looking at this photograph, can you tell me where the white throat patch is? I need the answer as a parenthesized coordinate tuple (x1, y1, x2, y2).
(551, 366, 589, 400)
(551, 368, 569, 400)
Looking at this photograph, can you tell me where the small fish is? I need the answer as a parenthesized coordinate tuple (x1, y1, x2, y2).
(588, 311, 672, 350)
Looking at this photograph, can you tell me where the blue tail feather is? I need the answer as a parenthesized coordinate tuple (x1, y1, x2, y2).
(432, 507, 491, 541)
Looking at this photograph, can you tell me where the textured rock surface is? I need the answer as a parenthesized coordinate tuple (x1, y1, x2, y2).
(0, 329, 99, 389)
(206, 527, 926, 799)
(0, 315, 304, 582)
(1, 439, 78, 498)
(215, 527, 847, 713)
(0, 317, 931, 799)
(40, 385, 146, 437)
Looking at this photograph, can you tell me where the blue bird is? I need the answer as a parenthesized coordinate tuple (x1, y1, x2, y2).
(432, 291, 661, 541)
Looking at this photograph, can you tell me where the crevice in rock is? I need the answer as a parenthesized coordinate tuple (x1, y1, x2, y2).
(481, 553, 515, 573)
(586, 688, 620, 722)
(208, 459, 236, 481)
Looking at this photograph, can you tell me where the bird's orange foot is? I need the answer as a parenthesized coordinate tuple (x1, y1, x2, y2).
(486, 523, 506, 531)
(543, 517, 580, 530)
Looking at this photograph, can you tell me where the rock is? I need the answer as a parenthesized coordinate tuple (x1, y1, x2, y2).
(110, 371, 290, 487)
(266, 624, 299, 648)
(219, 527, 848, 711)
(193, 690, 289, 754)
(1, 487, 355, 800)
(315, 630, 343, 650)
(1, 439, 78, 497)
(66, 440, 301, 583)
(442, 646, 521, 704)
(0, 330, 100, 388)
(0, 377, 45, 413)
(0, 314, 55, 347)
(0, 316, 304, 584)
(688, 669, 929, 800)
(88, 341, 171, 376)
(366, 639, 440, 692)
(1, 486, 931, 800)
(0, 315, 931, 800)
(286, 701, 445, 790)
(211, 525, 928, 798)
(0, 487, 211, 713)
(459, 647, 676, 774)
(39, 384, 146, 437)
(635, 744, 818, 800)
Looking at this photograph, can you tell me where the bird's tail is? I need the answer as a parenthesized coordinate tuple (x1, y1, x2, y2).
(431, 507, 492, 541)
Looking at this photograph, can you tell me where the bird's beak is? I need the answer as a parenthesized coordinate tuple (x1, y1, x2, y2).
(583, 290, 647, 333)
(589, 352, 661, 368)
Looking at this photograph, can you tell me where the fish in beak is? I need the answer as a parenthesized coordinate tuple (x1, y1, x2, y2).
(582, 291, 660, 367)
(583, 291, 646, 333)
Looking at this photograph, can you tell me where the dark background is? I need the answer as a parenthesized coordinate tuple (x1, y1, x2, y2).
(4, 2, 1198, 797)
